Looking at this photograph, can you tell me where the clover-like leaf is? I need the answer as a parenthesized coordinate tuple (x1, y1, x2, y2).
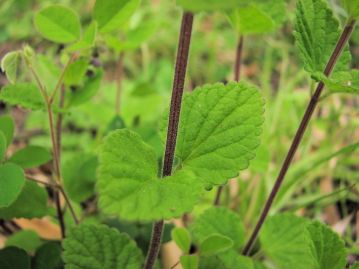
(0, 115, 15, 146)
(97, 129, 203, 221)
(191, 207, 245, 249)
(172, 227, 191, 253)
(9, 145, 52, 169)
(0, 83, 45, 110)
(306, 221, 347, 269)
(294, 0, 351, 76)
(1, 51, 21, 84)
(0, 163, 25, 208)
(67, 21, 98, 52)
(34, 5, 81, 43)
(166, 82, 264, 186)
(63, 224, 143, 269)
(93, 0, 140, 33)
(177, 0, 247, 12)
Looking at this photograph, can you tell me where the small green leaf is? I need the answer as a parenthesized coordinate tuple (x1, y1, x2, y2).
(93, 0, 140, 33)
(0, 247, 30, 269)
(320, 70, 359, 96)
(0, 163, 25, 208)
(63, 224, 144, 269)
(342, 0, 359, 19)
(64, 58, 89, 86)
(63, 153, 98, 203)
(200, 234, 233, 257)
(67, 21, 98, 52)
(306, 221, 347, 269)
(0, 83, 45, 110)
(0, 131, 7, 160)
(6, 230, 42, 253)
(191, 207, 245, 249)
(177, 0, 246, 12)
(180, 255, 199, 269)
(163, 82, 264, 186)
(294, 0, 351, 76)
(260, 214, 314, 269)
(172, 227, 191, 253)
(9, 145, 52, 169)
(0, 181, 48, 220)
(97, 129, 203, 221)
(1, 51, 21, 84)
(32, 242, 63, 269)
(199, 252, 253, 269)
(0, 115, 15, 146)
(34, 5, 81, 43)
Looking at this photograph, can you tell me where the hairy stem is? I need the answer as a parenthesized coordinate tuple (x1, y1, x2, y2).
(214, 35, 244, 206)
(242, 19, 356, 256)
(115, 52, 125, 115)
(143, 12, 194, 269)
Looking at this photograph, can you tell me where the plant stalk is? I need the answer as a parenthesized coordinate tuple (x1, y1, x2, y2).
(242, 19, 356, 256)
(143, 12, 194, 269)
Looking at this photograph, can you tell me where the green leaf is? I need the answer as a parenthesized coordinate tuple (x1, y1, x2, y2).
(181, 255, 199, 269)
(306, 221, 347, 269)
(93, 0, 140, 33)
(63, 224, 144, 269)
(200, 234, 233, 256)
(177, 0, 246, 12)
(351, 263, 359, 269)
(9, 145, 52, 169)
(6, 230, 42, 253)
(0, 83, 45, 110)
(64, 58, 89, 86)
(0, 131, 7, 160)
(228, 1, 286, 35)
(122, 20, 160, 50)
(199, 252, 253, 269)
(67, 21, 98, 52)
(0, 181, 48, 219)
(0, 247, 30, 269)
(34, 5, 81, 43)
(0, 115, 15, 146)
(0, 163, 25, 208)
(32, 242, 63, 269)
(167, 82, 264, 186)
(191, 207, 245, 249)
(319, 70, 359, 95)
(98, 129, 203, 221)
(63, 153, 98, 203)
(172, 227, 191, 253)
(1, 51, 21, 83)
(294, 0, 351, 75)
(260, 214, 314, 269)
(342, 0, 359, 19)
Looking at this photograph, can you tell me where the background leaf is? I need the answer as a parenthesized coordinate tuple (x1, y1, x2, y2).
(5, 230, 42, 253)
(9, 145, 52, 169)
(0, 131, 7, 160)
(200, 234, 233, 257)
(0, 51, 21, 84)
(0, 115, 15, 146)
(176, 0, 246, 12)
(0, 163, 25, 208)
(63, 224, 144, 269)
(171, 227, 191, 253)
(180, 255, 199, 269)
(32, 242, 63, 269)
(0, 247, 30, 269)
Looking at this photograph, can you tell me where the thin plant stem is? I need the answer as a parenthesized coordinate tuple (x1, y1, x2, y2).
(214, 35, 244, 206)
(143, 12, 194, 269)
(115, 52, 125, 115)
(26, 175, 59, 188)
(56, 85, 66, 162)
(242, 19, 356, 256)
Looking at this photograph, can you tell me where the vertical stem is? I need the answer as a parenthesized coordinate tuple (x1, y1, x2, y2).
(143, 12, 194, 269)
(234, 35, 244, 82)
(242, 19, 356, 256)
(214, 35, 244, 206)
(115, 52, 125, 115)
(56, 85, 66, 161)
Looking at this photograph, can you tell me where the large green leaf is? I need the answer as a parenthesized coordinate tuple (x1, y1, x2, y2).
(9, 145, 52, 169)
(191, 207, 245, 249)
(306, 221, 347, 269)
(0, 83, 45, 110)
(63, 153, 98, 203)
(0, 115, 15, 146)
(177, 0, 246, 12)
(34, 5, 81, 43)
(63, 224, 143, 269)
(0, 181, 48, 219)
(260, 214, 314, 269)
(5, 230, 43, 253)
(32, 242, 63, 269)
(93, 0, 140, 33)
(0, 247, 30, 269)
(166, 82, 264, 186)
(97, 129, 203, 221)
(294, 0, 351, 75)
(0, 163, 25, 208)
(1, 51, 21, 84)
